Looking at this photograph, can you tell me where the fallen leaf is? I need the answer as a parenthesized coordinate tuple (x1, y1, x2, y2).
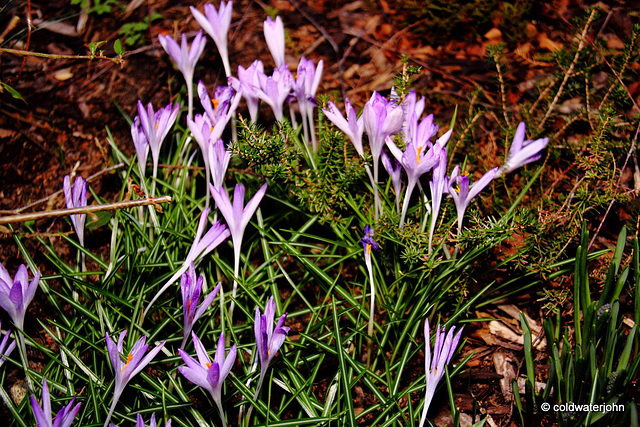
(538, 33, 562, 52)
(484, 28, 502, 40)
(54, 68, 73, 81)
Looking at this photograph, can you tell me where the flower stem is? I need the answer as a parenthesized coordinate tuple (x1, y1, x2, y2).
(244, 368, 267, 427)
(365, 255, 376, 365)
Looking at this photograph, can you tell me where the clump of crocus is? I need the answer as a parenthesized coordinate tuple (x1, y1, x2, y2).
(418, 319, 463, 427)
(0, 321, 16, 368)
(446, 165, 499, 234)
(30, 378, 81, 427)
(178, 332, 236, 427)
(133, 101, 179, 197)
(63, 175, 88, 247)
(103, 331, 166, 427)
(362, 92, 403, 219)
(210, 182, 268, 324)
(360, 225, 380, 363)
(158, 31, 206, 119)
(263, 16, 285, 67)
(145, 208, 229, 316)
(497, 122, 549, 177)
(244, 296, 288, 423)
(180, 263, 221, 350)
(191, 1, 233, 77)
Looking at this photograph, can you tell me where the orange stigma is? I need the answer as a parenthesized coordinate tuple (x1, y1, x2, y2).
(206, 362, 211, 369)
(122, 353, 133, 372)
(212, 99, 219, 112)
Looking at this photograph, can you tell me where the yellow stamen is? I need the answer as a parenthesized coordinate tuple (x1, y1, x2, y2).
(454, 185, 461, 194)
(366, 244, 372, 255)
(155, 122, 158, 131)
(206, 362, 211, 369)
(122, 353, 133, 372)
(416, 151, 420, 164)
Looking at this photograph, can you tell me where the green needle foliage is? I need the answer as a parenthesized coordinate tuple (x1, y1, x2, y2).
(516, 226, 640, 427)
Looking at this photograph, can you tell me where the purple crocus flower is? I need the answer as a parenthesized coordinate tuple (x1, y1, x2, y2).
(381, 150, 403, 213)
(363, 91, 403, 219)
(418, 319, 463, 427)
(178, 332, 236, 427)
(229, 60, 264, 122)
(0, 263, 40, 331)
(158, 31, 207, 118)
(256, 64, 293, 122)
(0, 321, 16, 368)
(255, 296, 289, 371)
(293, 56, 323, 150)
(145, 209, 230, 316)
(263, 16, 286, 67)
(30, 379, 81, 427)
(191, 1, 233, 77)
(131, 116, 149, 184)
(180, 262, 221, 349)
(198, 83, 241, 127)
(63, 175, 88, 247)
(210, 182, 268, 321)
(360, 224, 381, 255)
(498, 122, 549, 177)
(409, 114, 440, 153)
(401, 90, 425, 141)
(323, 98, 365, 157)
(135, 101, 179, 196)
(103, 331, 166, 427)
(447, 165, 499, 233)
